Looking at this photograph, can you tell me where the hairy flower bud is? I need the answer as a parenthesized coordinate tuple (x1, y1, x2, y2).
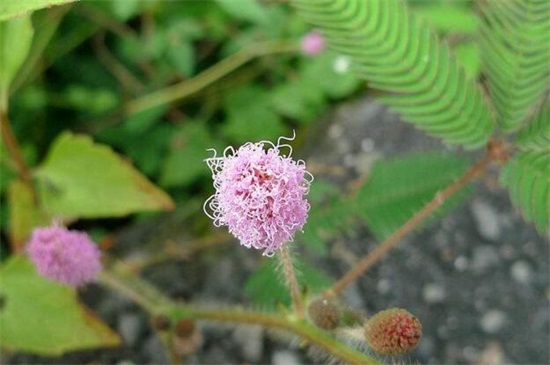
(204, 134, 312, 256)
(307, 298, 340, 330)
(364, 308, 422, 355)
(26, 225, 102, 287)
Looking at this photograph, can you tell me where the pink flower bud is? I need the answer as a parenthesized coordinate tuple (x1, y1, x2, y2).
(301, 31, 325, 56)
(364, 308, 422, 355)
(204, 134, 313, 256)
(26, 225, 102, 287)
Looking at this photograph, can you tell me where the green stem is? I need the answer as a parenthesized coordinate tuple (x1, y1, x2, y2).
(170, 306, 379, 365)
(124, 40, 297, 115)
(99, 260, 380, 365)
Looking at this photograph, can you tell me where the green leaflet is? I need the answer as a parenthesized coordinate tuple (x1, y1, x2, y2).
(290, 0, 493, 148)
(501, 104, 550, 232)
(303, 153, 471, 248)
(479, 0, 550, 131)
(356, 152, 472, 240)
(244, 258, 332, 309)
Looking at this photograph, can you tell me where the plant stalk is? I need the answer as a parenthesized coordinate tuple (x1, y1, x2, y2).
(99, 259, 380, 365)
(324, 150, 495, 299)
(278, 245, 305, 319)
(124, 40, 297, 115)
(0, 112, 33, 192)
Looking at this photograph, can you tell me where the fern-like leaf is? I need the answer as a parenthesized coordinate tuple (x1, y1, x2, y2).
(479, 0, 550, 131)
(291, 0, 493, 148)
(501, 104, 550, 231)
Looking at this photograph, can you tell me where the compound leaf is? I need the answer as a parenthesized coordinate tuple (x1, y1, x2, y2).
(291, 0, 493, 148)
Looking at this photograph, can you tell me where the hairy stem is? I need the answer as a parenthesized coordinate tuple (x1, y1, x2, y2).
(170, 306, 378, 365)
(278, 245, 305, 319)
(99, 260, 380, 365)
(124, 40, 297, 115)
(325, 150, 496, 299)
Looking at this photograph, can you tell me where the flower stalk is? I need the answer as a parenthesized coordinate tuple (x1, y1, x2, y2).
(278, 245, 305, 319)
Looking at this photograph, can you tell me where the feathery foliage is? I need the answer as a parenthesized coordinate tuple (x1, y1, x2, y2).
(479, 0, 550, 131)
(290, 0, 493, 148)
(501, 103, 550, 231)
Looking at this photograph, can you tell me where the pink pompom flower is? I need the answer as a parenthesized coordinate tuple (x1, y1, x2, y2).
(204, 134, 313, 256)
(26, 224, 102, 287)
(301, 31, 325, 56)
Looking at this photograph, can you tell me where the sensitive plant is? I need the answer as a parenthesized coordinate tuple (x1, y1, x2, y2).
(0, 0, 549, 364)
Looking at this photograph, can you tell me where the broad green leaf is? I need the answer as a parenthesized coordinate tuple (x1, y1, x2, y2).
(244, 258, 332, 309)
(0, 15, 33, 108)
(35, 132, 174, 219)
(0, 0, 78, 22)
(356, 152, 472, 240)
(8, 180, 51, 248)
(0, 255, 120, 355)
(214, 0, 269, 25)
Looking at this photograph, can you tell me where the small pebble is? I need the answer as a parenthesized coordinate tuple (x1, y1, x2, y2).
(377, 279, 392, 294)
(454, 256, 469, 271)
(117, 313, 143, 347)
(233, 325, 263, 362)
(471, 200, 501, 240)
(510, 261, 532, 284)
(480, 310, 507, 333)
(272, 350, 302, 365)
(423, 283, 446, 304)
(471, 245, 500, 272)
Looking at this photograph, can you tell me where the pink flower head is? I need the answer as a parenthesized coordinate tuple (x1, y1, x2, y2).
(301, 31, 325, 56)
(204, 134, 313, 256)
(26, 225, 102, 287)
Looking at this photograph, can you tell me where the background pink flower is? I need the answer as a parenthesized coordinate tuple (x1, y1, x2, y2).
(301, 31, 325, 55)
(26, 225, 102, 287)
(204, 136, 313, 256)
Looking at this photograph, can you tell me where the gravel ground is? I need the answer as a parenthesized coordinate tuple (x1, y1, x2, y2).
(4, 96, 549, 364)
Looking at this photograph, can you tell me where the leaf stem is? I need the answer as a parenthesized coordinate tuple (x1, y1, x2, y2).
(124, 40, 297, 115)
(0, 112, 34, 193)
(324, 149, 496, 299)
(278, 245, 305, 319)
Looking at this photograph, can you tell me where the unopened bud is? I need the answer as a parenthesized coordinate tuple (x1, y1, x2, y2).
(364, 308, 422, 355)
(307, 298, 340, 330)
(152, 315, 171, 331)
(175, 319, 196, 338)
